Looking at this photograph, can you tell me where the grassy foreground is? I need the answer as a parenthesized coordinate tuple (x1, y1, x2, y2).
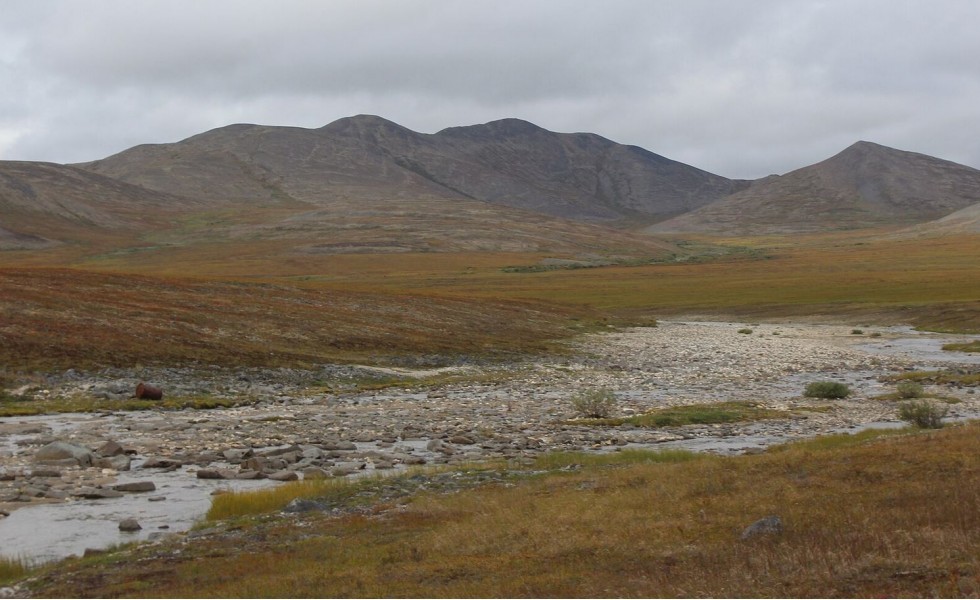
(19, 423, 980, 598)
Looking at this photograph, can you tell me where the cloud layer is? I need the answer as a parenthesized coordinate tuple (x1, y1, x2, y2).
(2, 0, 978, 178)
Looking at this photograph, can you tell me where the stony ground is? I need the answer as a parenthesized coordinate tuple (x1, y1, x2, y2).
(2, 320, 978, 518)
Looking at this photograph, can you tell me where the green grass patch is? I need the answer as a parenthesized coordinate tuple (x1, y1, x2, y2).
(803, 381, 851, 399)
(942, 340, 980, 353)
(0, 555, 31, 585)
(572, 401, 787, 428)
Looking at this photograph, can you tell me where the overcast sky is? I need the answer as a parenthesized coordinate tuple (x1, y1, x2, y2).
(1, 0, 978, 179)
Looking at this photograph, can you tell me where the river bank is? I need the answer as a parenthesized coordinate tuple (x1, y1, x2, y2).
(1, 320, 978, 563)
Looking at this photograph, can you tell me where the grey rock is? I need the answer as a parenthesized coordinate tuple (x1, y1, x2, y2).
(321, 440, 357, 451)
(35, 441, 94, 467)
(74, 487, 124, 499)
(96, 440, 126, 457)
(740, 515, 783, 540)
(196, 469, 231, 480)
(114, 481, 156, 493)
(302, 467, 330, 480)
(268, 470, 299, 481)
(118, 518, 142, 532)
(140, 457, 183, 469)
(223, 448, 254, 462)
(95, 455, 132, 471)
(20, 486, 46, 498)
(258, 445, 302, 458)
(283, 498, 327, 513)
(30, 468, 62, 478)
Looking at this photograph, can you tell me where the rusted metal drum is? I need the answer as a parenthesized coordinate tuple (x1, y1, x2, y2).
(135, 382, 163, 400)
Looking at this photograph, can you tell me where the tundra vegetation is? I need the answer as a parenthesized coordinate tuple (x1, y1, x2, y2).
(18, 423, 980, 598)
(2, 228, 980, 597)
(803, 381, 852, 399)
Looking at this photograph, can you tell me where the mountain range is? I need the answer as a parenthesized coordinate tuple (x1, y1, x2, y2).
(2, 115, 979, 253)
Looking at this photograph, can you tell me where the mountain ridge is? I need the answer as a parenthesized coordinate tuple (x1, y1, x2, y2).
(648, 140, 980, 234)
(2, 116, 979, 256)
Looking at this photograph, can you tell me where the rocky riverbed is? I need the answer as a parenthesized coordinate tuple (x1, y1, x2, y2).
(1, 320, 978, 562)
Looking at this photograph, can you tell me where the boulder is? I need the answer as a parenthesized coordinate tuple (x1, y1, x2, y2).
(114, 481, 156, 493)
(283, 498, 327, 513)
(35, 441, 94, 467)
(118, 518, 142, 532)
(222, 448, 253, 462)
(268, 470, 299, 482)
(196, 469, 234, 480)
(74, 486, 124, 499)
(95, 455, 132, 471)
(30, 468, 62, 478)
(740, 515, 783, 540)
(96, 440, 126, 457)
(141, 457, 182, 469)
(302, 467, 330, 480)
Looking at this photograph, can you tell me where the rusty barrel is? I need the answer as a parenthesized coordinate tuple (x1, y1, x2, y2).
(135, 382, 163, 400)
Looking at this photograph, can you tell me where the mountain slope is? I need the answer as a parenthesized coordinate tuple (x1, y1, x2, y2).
(80, 115, 742, 224)
(899, 201, 980, 236)
(649, 141, 980, 234)
(0, 161, 198, 249)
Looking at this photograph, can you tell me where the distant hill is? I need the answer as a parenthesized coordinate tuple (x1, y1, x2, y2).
(648, 141, 980, 234)
(80, 115, 742, 224)
(0, 161, 197, 249)
(3, 118, 980, 257)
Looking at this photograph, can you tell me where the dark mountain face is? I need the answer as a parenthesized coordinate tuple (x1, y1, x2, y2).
(80, 115, 741, 224)
(649, 141, 980, 234)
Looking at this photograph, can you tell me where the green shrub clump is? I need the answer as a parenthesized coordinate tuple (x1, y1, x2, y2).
(737, 328, 753, 334)
(570, 388, 618, 419)
(898, 400, 947, 429)
(896, 381, 924, 399)
(803, 381, 852, 399)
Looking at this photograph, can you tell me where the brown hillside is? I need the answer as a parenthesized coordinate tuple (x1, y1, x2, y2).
(80, 115, 741, 224)
(0, 161, 199, 249)
(649, 141, 980, 234)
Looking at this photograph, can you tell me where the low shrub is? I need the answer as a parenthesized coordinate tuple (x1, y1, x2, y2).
(737, 328, 753, 334)
(898, 400, 947, 429)
(851, 329, 864, 335)
(896, 381, 924, 399)
(570, 388, 618, 419)
(803, 381, 851, 399)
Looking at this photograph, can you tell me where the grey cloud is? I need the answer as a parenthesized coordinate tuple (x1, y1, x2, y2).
(2, 0, 979, 178)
